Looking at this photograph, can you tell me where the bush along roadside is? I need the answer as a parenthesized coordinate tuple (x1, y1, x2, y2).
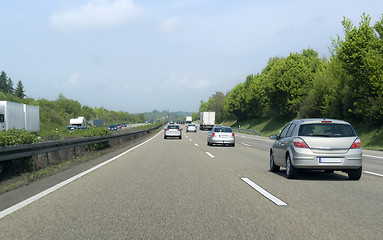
(0, 130, 40, 180)
(0, 129, 41, 146)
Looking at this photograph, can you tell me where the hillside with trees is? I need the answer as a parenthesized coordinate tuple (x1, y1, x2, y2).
(201, 14, 383, 131)
(0, 74, 145, 133)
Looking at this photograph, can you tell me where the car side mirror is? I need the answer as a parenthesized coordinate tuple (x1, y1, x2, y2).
(269, 134, 279, 140)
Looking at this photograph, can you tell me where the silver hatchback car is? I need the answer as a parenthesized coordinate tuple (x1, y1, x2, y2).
(164, 124, 182, 139)
(269, 119, 362, 180)
(207, 126, 235, 147)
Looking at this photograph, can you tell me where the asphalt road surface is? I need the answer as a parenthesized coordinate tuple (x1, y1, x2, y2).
(0, 129, 382, 239)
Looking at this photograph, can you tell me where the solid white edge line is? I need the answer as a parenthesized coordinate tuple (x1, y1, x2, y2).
(0, 131, 162, 220)
(363, 171, 383, 177)
(206, 152, 215, 158)
(241, 177, 287, 206)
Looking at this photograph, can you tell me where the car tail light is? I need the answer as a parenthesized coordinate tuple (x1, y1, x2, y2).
(293, 138, 309, 148)
(232, 133, 235, 138)
(321, 120, 332, 123)
(350, 138, 361, 149)
(166, 129, 169, 131)
(212, 133, 216, 138)
(177, 129, 181, 131)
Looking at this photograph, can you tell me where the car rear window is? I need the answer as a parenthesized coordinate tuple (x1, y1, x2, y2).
(298, 123, 356, 137)
(214, 127, 232, 133)
(167, 125, 179, 129)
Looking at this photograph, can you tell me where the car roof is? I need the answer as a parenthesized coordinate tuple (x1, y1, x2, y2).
(167, 124, 179, 127)
(293, 118, 351, 125)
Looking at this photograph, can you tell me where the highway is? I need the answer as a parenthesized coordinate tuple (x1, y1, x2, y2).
(0, 128, 382, 239)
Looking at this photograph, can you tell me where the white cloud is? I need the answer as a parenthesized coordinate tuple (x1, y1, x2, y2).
(50, 0, 141, 32)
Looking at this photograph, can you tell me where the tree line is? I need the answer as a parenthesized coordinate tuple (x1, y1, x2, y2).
(200, 14, 383, 128)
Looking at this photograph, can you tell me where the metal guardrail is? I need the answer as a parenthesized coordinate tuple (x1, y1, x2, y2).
(0, 124, 164, 162)
(231, 127, 261, 136)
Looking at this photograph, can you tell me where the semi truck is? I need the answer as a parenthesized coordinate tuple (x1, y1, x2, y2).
(185, 116, 192, 124)
(90, 119, 104, 127)
(0, 101, 40, 132)
(199, 112, 215, 130)
(69, 117, 86, 127)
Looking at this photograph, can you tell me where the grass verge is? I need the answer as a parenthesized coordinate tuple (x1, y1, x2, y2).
(222, 118, 288, 137)
(0, 151, 103, 195)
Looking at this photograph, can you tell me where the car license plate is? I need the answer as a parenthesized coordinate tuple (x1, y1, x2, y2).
(318, 157, 342, 163)
(220, 135, 228, 138)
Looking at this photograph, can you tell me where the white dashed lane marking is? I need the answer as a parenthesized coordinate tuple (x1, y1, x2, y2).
(241, 177, 288, 206)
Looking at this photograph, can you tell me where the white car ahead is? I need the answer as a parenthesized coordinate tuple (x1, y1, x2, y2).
(186, 124, 197, 132)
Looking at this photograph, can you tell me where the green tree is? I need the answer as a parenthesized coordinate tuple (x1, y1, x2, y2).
(199, 91, 228, 123)
(5, 77, 14, 94)
(80, 105, 96, 121)
(298, 60, 334, 118)
(56, 93, 82, 117)
(224, 83, 248, 121)
(0, 71, 9, 93)
(15, 80, 26, 99)
(222, 74, 265, 122)
(263, 49, 323, 120)
(331, 13, 383, 125)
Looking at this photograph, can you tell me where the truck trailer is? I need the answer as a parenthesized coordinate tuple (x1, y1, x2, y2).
(90, 119, 104, 127)
(185, 116, 192, 124)
(69, 117, 86, 127)
(200, 112, 215, 130)
(0, 101, 40, 132)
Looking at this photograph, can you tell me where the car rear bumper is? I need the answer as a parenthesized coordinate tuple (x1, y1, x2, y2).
(210, 138, 235, 145)
(291, 149, 362, 169)
(164, 132, 182, 137)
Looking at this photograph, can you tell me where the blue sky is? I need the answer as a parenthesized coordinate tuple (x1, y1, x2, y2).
(0, 0, 382, 113)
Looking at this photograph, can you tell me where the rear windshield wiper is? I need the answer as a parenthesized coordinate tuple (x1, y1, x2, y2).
(311, 134, 331, 137)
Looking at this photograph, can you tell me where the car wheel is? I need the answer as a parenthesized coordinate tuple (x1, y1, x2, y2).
(179, 136, 182, 139)
(348, 167, 362, 180)
(231, 143, 235, 147)
(164, 136, 167, 139)
(269, 151, 280, 172)
(286, 154, 298, 179)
